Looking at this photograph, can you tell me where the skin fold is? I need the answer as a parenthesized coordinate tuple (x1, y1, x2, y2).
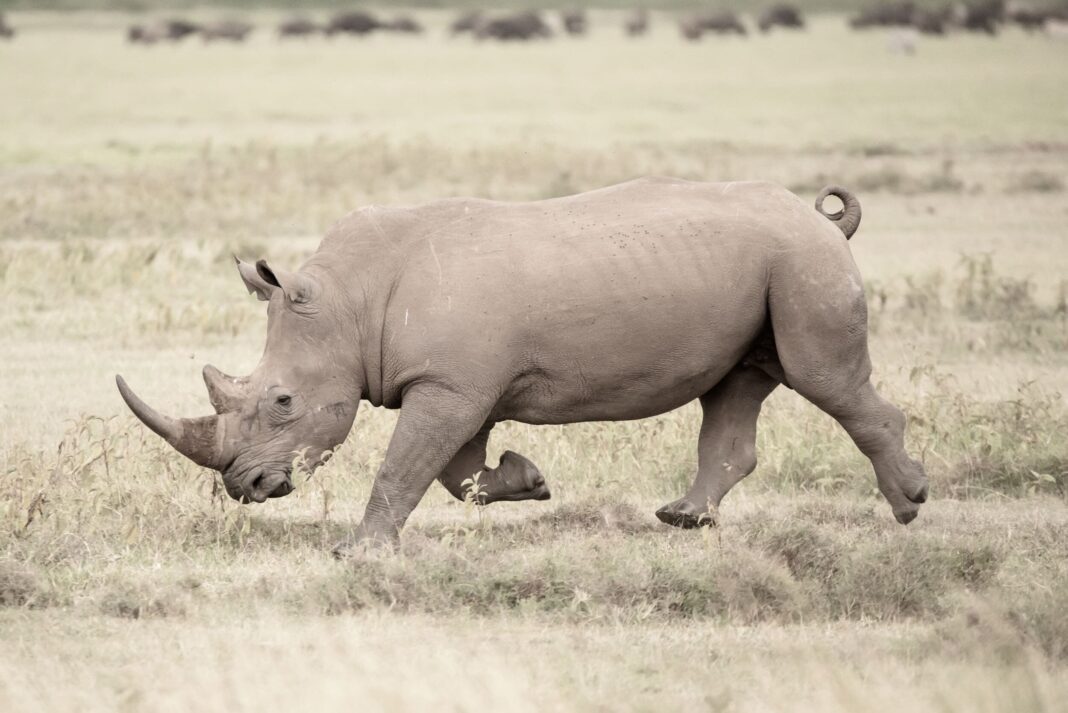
(117, 177, 929, 554)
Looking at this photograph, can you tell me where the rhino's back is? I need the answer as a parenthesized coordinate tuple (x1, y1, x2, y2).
(317, 176, 814, 261)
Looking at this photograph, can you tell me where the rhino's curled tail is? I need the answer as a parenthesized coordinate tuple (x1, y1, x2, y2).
(815, 185, 862, 240)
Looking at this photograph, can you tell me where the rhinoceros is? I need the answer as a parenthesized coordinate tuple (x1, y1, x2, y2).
(117, 178, 930, 554)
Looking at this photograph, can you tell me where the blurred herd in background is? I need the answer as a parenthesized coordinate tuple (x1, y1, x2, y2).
(2, 0, 1068, 44)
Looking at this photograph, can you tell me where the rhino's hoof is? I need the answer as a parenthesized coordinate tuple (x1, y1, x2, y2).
(655, 499, 715, 529)
(522, 466, 551, 502)
(493, 451, 551, 502)
(526, 479, 552, 501)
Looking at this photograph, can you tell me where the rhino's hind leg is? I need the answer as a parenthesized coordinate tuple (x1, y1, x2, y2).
(769, 248, 929, 525)
(657, 364, 778, 529)
(437, 423, 551, 504)
(794, 375, 929, 524)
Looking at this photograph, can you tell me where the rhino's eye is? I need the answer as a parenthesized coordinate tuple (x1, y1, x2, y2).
(276, 395, 292, 407)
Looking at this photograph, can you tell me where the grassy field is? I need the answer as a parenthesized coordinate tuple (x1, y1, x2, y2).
(2, 11, 1068, 713)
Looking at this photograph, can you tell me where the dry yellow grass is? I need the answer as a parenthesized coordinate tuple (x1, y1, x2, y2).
(1, 11, 1067, 712)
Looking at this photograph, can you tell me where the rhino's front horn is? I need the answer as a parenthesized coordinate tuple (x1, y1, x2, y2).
(116, 375, 228, 470)
(202, 364, 249, 414)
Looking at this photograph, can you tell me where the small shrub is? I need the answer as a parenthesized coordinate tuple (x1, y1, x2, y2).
(915, 159, 965, 193)
(857, 142, 906, 157)
(900, 270, 945, 320)
(0, 559, 42, 607)
(955, 252, 1039, 321)
(1007, 170, 1064, 193)
(97, 580, 186, 619)
(855, 166, 905, 193)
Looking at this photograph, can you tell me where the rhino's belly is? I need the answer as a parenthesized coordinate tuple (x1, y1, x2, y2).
(496, 363, 734, 424)
(492, 316, 761, 425)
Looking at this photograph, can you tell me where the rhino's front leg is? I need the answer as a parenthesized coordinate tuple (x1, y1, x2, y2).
(437, 422, 551, 504)
(333, 385, 490, 556)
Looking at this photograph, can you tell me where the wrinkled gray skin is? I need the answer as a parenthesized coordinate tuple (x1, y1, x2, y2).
(118, 178, 930, 555)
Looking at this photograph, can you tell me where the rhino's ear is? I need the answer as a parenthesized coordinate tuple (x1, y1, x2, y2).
(234, 256, 274, 302)
(255, 260, 320, 305)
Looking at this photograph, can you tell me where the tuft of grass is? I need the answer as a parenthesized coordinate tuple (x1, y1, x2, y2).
(752, 522, 842, 583)
(97, 583, 186, 619)
(827, 539, 1001, 620)
(530, 499, 654, 534)
(0, 559, 46, 608)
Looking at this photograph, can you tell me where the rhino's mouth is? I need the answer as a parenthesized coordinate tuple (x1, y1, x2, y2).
(236, 466, 294, 504)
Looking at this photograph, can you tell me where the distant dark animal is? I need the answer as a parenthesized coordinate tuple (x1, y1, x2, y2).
(758, 4, 805, 32)
(679, 16, 703, 39)
(1009, 2, 1068, 29)
(679, 11, 747, 40)
(850, 1, 917, 28)
(958, 0, 1005, 33)
(1007, 6, 1049, 30)
(326, 10, 382, 36)
(561, 9, 588, 35)
(911, 7, 949, 33)
(278, 17, 322, 38)
(0, 14, 15, 40)
(200, 20, 253, 42)
(164, 19, 201, 40)
(450, 11, 484, 35)
(382, 16, 424, 34)
(475, 11, 553, 40)
(127, 24, 168, 45)
(625, 8, 650, 36)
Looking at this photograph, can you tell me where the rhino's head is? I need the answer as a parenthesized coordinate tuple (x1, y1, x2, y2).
(117, 257, 361, 503)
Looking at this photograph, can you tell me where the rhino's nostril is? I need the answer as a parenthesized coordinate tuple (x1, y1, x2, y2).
(250, 471, 266, 493)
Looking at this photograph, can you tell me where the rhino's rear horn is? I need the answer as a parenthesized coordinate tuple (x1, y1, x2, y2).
(202, 364, 249, 414)
(116, 375, 228, 470)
